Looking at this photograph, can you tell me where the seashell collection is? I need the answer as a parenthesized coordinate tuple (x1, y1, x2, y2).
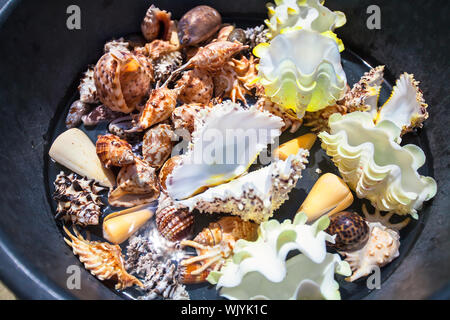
(49, 2, 436, 300)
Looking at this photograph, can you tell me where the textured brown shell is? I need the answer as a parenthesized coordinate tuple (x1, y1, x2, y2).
(96, 134, 135, 168)
(109, 158, 160, 207)
(64, 226, 143, 290)
(176, 69, 214, 104)
(142, 123, 175, 169)
(178, 5, 222, 47)
(133, 86, 178, 131)
(159, 155, 182, 192)
(326, 211, 370, 252)
(171, 103, 207, 134)
(141, 5, 172, 42)
(94, 50, 152, 114)
(156, 203, 194, 242)
(212, 63, 250, 104)
(188, 41, 248, 72)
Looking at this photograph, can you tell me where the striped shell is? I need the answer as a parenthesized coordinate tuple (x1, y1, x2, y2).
(94, 49, 153, 114)
(142, 123, 176, 169)
(64, 226, 143, 290)
(96, 134, 135, 168)
(109, 158, 160, 207)
(326, 211, 370, 252)
(155, 193, 194, 242)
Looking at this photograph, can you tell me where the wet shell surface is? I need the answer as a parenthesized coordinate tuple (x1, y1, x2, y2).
(109, 158, 160, 207)
(176, 69, 214, 105)
(156, 193, 194, 242)
(178, 5, 222, 47)
(94, 49, 153, 114)
(64, 226, 143, 290)
(326, 211, 370, 252)
(142, 123, 176, 169)
(53, 172, 106, 226)
(340, 222, 400, 282)
(96, 134, 135, 168)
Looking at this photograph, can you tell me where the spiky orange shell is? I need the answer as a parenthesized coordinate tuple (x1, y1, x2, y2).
(212, 63, 250, 104)
(142, 123, 176, 169)
(64, 226, 143, 290)
(189, 41, 248, 72)
(94, 50, 153, 114)
(109, 158, 160, 207)
(133, 86, 178, 131)
(176, 69, 214, 104)
(96, 134, 135, 168)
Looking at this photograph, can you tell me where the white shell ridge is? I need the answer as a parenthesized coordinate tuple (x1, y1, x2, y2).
(175, 149, 309, 223)
(318, 112, 437, 217)
(166, 102, 284, 200)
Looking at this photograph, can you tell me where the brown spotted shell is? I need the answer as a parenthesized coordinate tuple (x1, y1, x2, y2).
(326, 211, 370, 252)
(171, 103, 207, 134)
(109, 158, 160, 207)
(141, 5, 172, 42)
(142, 123, 176, 169)
(133, 86, 178, 131)
(178, 6, 222, 47)
(156, 193, 194, 242)
(176, 69, 214, 104)
(188, 41, 248, 72)
(94, 50, 153, 114)
(96, 134, 135, 168)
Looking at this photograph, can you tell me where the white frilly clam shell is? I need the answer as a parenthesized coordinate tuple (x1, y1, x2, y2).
(166, 102, 284, 201)
(254, 29, 347, 118)
(265, 0, 346, 38)
(208, 213, 351, 300)
(319, 112, 437, 218)
(340, 222, 400, 282)
(174, 149, 309, 223)
(375, 73, 429, 135)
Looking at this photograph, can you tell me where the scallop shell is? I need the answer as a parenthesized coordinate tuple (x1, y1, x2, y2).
(96, 134, 135, 168)
(109, 158, 160, 207)
(340, 222, 400, 282)
(94, 49, 153, 114)
(64, 226, 143, 290)
(165, 101, 284, 201)
(142, 123, 176, 169)
(156, 193, 194, 242)
(174, 149, 309, 223)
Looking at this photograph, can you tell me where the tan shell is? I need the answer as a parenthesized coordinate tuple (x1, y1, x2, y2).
(64, 226, 143, 290)
(159, 156, 182, 192)
(109, 158, 160, 207)
(176, 69, 214, 104)
(178, 5, 222, 47)
(96, 134, 135, 168)
(141, 5, 171, 42)
(142, 123, 176, 169)
(212, 62, 250, 104)
(155, 193, 194, 242)
(171, 103, 208, 134)
(341, 222, 400, 282)
(132, 86, 178, 132)
(94, 49, 153, 114)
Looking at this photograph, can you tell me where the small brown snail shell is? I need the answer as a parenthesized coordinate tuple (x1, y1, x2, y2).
(227, 28, 246, 44)
(178, 6, 222, 47)
(326, 211, 370, 252)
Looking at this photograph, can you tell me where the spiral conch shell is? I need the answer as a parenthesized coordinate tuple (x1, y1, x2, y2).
(94, 49, 153, 114)
(340, 222, 400, 282)
(141, 5, 172, 42)
(109, 158, 160, 207)
(165, 102, 284, 201)
(64, 226, 143, 290)
(319, 112, 437, 218)
(96, 134, 135, 168)
(142, 123, 176, 169)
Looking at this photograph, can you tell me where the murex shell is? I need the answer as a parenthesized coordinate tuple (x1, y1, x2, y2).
(174, 148, 309, 223)
(319, 112, 437, 218)
(165, 101, 285, 201)
(340, 222, 400, 282)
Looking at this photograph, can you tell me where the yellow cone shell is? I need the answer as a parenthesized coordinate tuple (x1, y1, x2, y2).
(103, 205, 154, 244)
(298, 173, 353, 222)
(273, 133, 317, 160)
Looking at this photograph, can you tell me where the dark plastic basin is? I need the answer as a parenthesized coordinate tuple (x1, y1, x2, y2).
(0, 0, 448, 300)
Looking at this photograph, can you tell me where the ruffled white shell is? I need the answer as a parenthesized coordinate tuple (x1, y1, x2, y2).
(254, 29, 347, 118)
(174, 149, 309, 223)
(208, 213, 351, 300)
(166, 102, 284, 200)
(319, 112, 437, 218)
(375, 73, 428, 135)
(265, 0, 346, 38)
(340, 222, 400, 282)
